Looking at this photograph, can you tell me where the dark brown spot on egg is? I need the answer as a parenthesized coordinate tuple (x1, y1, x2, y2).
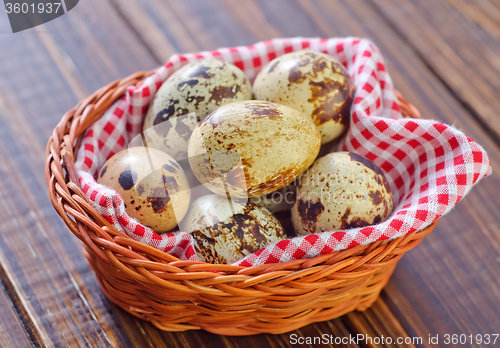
(377, 175, 392, 193)
(288, 55, 313, 84)
(192, 231, 224, 264)
(177, 79, 199, 90)
(193, 230, 217, 246)
(153, 100, 190, 137)
(337, 85, 354, 128)
(348, 153, 392, 193)
(225, 168, 246, 189)
(191, 202, 284, 263)
(283, 52, 354, 129)
(348, 153, 384, 176)
(177, 108, 190, 117)
(210, 223, 224, 238)
(369, 190, 384, 205)
(130, 200, 135, 204)
(187, 65, 215, 79)
(162, 175, 180, 192)
(268, 60, 280, 73)
(100, 166, 107, 178)
(249, 172, 295, 197)
(162, 164, 176, 173)
(297, 199, 324, 232)
(308, 77, 353, 126)
(174, 117, 193, 138)
(185, 95, 205, 109)
(245, 102, 282, 120)
(135, 206, 141, 211)
(170, 160, 181, 169)
(118, 169, 137, 191)
(137, 184, 145, 196)
(228, 214, 267, 252)
(154, 99, 179, 126)
(374, 174, 392, 194)
(208, 85, 240, 104)
(288, 52, 331, 84)
(384, 199, 390, 217)
(147, 186, 170, 214)
(340, 208, 370, 229)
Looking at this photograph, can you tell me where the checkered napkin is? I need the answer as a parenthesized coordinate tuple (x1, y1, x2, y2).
(75, 37, 492, 265)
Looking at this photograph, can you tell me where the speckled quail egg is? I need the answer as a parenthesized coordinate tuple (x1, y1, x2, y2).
(97, 147, 190, 233)
(188, 100, 321, 198)
(249, 183, 297, 213)
(142, 60, 252, 160)
(180, 194, 287, 264)
(253, 50, 355, 144)
(291, 152, 393, 235)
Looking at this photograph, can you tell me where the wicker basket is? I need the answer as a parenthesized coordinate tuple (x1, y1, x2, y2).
(45, 69, 437, 335)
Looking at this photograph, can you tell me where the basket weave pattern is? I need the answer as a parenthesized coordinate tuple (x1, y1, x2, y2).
(45, 70, 436, 335)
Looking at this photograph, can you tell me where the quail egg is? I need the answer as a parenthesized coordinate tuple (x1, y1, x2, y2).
(292, 152, 393, 235)
(253, 50, 355, 144)
(142, 60, 252, 160)
(181, 194, 287, 264)
(97, 147, 190, 232)
(188, 100, 321, 198)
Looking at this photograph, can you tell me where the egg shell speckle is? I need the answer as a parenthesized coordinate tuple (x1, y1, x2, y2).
(291, 152, 393, 235)
(181, 195, 287, 264)
(188, 100, 321, 198)
(97, 147, 190, 233)
(142, 60, 252, 160)
(253, 50, 355, 144)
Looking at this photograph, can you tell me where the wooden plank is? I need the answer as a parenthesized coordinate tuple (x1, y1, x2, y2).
(292, 0, 500, 343)
(110, 0, 500, 346)
(0, 276, 34, 348)
(0, 1, 161, 347)
(113, 307, 359, 348)
(0, 1, 359, 347)
(1, 0, 499, 347)
(109, 0, 273, 60)
(369, 0, 500, 145)
(108, 0, 417, 345)
(344, 300, 418, 347)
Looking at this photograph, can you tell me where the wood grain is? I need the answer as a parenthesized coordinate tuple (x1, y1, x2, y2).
(110, 0, 500, 346)
(0, 276, 34, 348)
(0, 1, 159, 347)
(369, 0, 500, 145)
(344, 301, 418, 348)
(0, 0, 360, 346)
(0, 0, 499, 347)
(113, 307, 360, 348)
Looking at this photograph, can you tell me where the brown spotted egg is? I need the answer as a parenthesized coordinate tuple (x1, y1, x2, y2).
(180, 195, 287, 264)
(291, 152, 393, 235)
(188, 100, 321, 198)
(97, 147, 190, 233)
(142, 60, 252, 160)
(253, 50, 355, 144)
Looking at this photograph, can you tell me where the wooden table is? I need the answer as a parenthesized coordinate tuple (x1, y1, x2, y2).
(0, 1, 499, 347)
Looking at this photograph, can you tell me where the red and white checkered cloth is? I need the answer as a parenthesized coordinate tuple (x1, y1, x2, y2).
(75, 37, 492, 266)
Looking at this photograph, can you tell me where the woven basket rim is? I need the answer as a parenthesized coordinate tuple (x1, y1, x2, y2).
(45, 67, 430, 273)
(45, 64, 436, 334)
